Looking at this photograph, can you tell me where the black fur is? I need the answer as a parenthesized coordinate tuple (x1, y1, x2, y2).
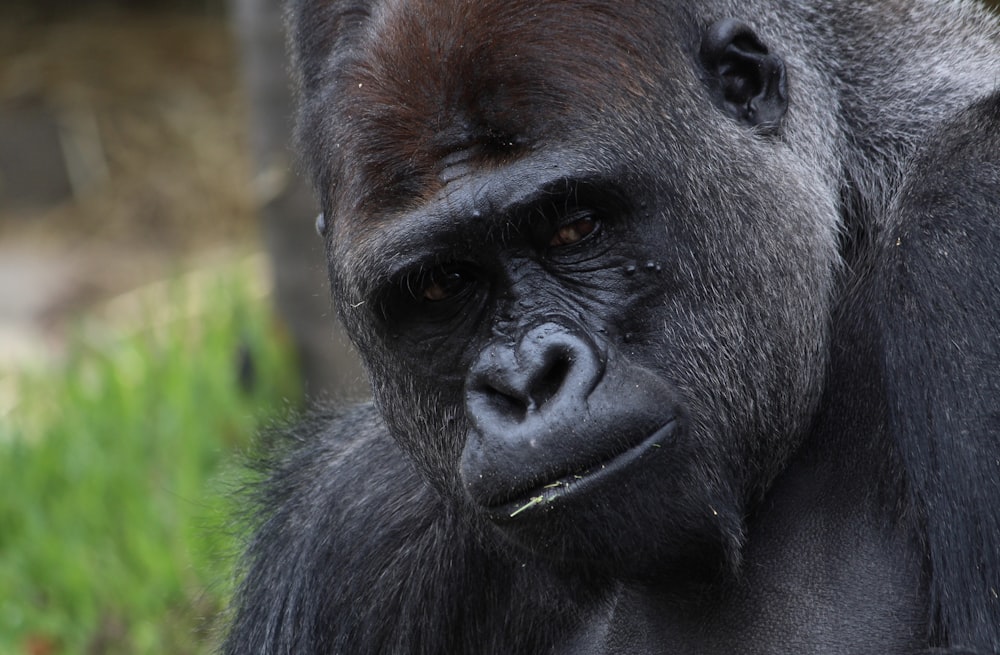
(223, 1, 1000, 653)
(878, 95, 1000, 648)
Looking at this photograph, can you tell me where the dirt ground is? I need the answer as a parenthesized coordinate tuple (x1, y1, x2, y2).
(0, 7, 262, 375)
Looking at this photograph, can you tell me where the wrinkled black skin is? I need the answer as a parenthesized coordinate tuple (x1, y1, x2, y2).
(223, 1, 1000, 653)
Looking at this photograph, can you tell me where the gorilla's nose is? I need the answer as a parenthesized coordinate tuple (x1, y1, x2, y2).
(460, 322, 608, 507)
(465, 321, 605, 430)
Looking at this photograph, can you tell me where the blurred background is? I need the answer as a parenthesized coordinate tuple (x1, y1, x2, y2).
(0, 0, 364, 653)
(4, 0, 1000, 653)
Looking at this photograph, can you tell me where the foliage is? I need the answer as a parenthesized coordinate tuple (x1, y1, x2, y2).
(0, 258, 301, 655)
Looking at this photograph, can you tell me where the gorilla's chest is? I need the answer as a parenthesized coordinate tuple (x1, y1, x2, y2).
(561, 499, 928, 655)
(571, 583, 924, 655)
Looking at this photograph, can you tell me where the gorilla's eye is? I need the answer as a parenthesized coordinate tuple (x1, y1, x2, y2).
(549, 215, 597, 247)
(419, 266, 476, 302)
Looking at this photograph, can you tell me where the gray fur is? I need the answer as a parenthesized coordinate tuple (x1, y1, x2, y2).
(223, 1, 1000, 653)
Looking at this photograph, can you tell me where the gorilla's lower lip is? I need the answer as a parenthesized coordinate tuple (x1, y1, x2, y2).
(489, 419, 678, 521)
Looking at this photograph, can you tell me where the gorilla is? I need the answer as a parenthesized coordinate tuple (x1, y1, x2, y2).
(223, 0, 1000, 653)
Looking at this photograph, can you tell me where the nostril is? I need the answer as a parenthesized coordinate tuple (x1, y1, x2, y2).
(530, 352, 571, 410)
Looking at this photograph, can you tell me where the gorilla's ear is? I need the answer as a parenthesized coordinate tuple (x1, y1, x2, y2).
(700, 19, 788, 131)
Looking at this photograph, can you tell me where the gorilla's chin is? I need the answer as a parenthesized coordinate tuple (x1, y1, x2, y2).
(481, 421, 745, 577)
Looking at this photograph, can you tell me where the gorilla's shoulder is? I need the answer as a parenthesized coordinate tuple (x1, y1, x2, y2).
(250, 403, 435, 520)
(224, 404, 465, 653)
(875, 91, 1000, 649)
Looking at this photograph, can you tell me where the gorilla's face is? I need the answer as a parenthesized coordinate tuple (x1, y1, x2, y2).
(308, 0, 841, 572)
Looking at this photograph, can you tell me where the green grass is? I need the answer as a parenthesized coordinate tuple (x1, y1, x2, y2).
(0, 256, 301, 655)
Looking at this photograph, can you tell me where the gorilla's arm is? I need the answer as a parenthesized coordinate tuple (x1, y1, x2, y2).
(221, 405, 593, 654)
(878, 93, 1000, 650)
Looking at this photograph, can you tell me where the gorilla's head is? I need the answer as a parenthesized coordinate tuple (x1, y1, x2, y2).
(297, 0, 842, 573)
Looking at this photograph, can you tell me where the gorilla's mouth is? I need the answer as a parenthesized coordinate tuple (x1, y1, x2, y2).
(488, 419, 679, 522)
